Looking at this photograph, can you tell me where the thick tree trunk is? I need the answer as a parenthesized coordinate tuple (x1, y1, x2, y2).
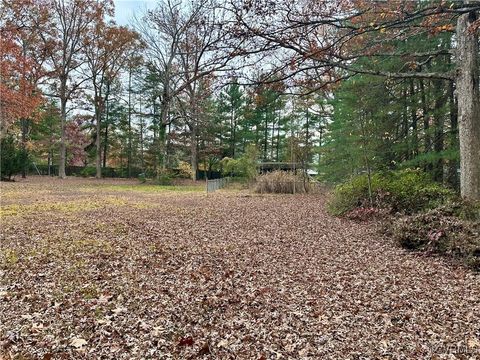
(156, 122, 167, 181)
(456, 8, 480, 200)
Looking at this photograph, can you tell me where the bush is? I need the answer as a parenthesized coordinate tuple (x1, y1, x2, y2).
(177, 161, 194, 179)
(254, 171, 310, 194)
(220, 145, 258, 180)
(80, 166, 96, 178)
(155, 172, 173, 185)
(392, 201, 480, 271)
(327, 169, 455, 216)
(1, 136, 24, 180)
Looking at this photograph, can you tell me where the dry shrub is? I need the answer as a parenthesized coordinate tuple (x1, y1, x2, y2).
(254, 171, 312, 194)
(392, 202, 480, 271)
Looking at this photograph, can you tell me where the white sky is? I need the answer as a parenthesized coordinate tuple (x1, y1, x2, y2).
(113, 0, 157, 26)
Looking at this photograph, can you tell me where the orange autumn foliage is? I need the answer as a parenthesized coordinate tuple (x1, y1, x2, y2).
(0, 25, 43, 133)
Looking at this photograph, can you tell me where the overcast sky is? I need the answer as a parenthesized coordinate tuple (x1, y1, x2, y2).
(113, 0, 157, 26)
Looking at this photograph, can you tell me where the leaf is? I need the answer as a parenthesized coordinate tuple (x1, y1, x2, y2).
(468, 337, 480, 348)
(70, 337, 87, 349)
(112, 306, 127, 315)
(178, 336, 194, 347)
(197, 342, 211, 356)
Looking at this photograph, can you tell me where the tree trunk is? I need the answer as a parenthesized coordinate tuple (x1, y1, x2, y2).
(47, 150, 51, 176)
(276, 117, 280, 161)
(103, 122, 108, 169)
(409, 80, 418, 157)
(402, 85, 409, 161)
(456, 7, 480, 200)
(419, 78, 432, 173)
(103, 84, 110, 170)
(432, 80, 445, 183)
(139, 98, 145, 174)
(127, 68, 133, 178)
(191, 125, 198, 181)
(21, 119, 28, 178)
(156, 122, 167, 180)
(263, 111, 268, 160)
(59, 81, 67, 179)
(152, 100, 158, 176)
(95, 99, 102, 179)
(446, 81, 459, 188)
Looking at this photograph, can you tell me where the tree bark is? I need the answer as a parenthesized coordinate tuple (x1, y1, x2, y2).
(432, 80, 445, 183)
(456, 7, 480, 200)
(59, 79, 67, 179)
(103, 83, 111, 170)
(409, 79, 418, 157)
(21, 119, 28, 178)
(191, 125, 198, 181)
(155, 120, 167, 181)
(419, 78, 432, 173)
(95, 95, 102, 179)
(103, 123, 108, 169)
(446, 81, 459, 188)
(127, 67, 133, 178)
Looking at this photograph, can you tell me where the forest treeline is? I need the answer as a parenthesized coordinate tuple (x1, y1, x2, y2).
(1, 0, 479, 200)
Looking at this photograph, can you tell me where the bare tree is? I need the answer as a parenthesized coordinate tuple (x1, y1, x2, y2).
(31, 0, 112, 178)
(83, 21, 142, 178)
(136, 0, 246, 179)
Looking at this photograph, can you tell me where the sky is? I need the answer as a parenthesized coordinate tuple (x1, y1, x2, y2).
(113, 0, 157, 26)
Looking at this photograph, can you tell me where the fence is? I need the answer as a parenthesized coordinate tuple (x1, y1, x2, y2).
(206, 177, 230, 193)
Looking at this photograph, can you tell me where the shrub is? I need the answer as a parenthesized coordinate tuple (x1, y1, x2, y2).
(254, 171, 310, 194)
(155, 172, 173, 185)
(220, 145, 258, 180)
(327, 169, 455, 216)
(392, 201, 480, 271)
(177, 161, 194, 179)
(0, 136, 24, 180)
(80, 166, 96, 178)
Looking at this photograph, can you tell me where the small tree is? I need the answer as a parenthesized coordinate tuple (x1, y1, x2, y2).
(220, 144, 258, 180)
(1, 136, 23, 180)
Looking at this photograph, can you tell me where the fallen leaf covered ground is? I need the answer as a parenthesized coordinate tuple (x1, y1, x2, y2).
(1, 177, 479, 359)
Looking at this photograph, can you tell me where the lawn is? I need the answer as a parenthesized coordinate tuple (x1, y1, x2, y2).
(1, 177, 479, 359)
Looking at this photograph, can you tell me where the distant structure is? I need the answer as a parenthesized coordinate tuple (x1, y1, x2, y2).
(258, 162, 305, 174)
